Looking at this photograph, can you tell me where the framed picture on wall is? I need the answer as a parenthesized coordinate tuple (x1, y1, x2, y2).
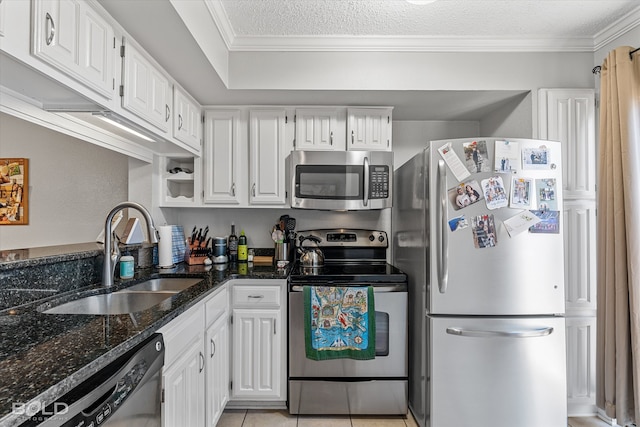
(0, 158, 28, 225)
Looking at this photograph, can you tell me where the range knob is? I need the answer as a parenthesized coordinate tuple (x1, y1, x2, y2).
(369, 234, 375, 241)
(378, 235, 385, 242)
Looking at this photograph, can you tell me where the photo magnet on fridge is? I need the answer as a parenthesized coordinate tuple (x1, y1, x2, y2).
(510, 177, 533, 209)
(448, 215, 469, 232)
(494, 140, 520, 173)
(529, 210, 560, 234)
(535, 178, 558, 211)
(522, 146, 550, 170)
(448, 179, 483, 210)
(472, 214, 497, 248)
(463, 140, 491, 174)
(480, 176, 508, 210)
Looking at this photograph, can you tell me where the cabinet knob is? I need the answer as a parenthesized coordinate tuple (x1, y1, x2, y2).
(45, 13, 56, 46)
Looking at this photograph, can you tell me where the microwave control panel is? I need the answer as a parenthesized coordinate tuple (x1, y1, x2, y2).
(369, 166, 390, 199)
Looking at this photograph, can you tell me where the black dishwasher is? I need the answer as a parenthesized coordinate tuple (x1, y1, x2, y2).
(21, 333, 164, 427)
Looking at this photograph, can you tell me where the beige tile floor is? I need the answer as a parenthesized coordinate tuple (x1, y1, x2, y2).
(219, 410, 610, 427)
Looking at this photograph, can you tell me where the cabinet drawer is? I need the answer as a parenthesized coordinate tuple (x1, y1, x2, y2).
(232, 285, 280, 307)
(158, 303, 204, 366)
(206, 286, 228, 327)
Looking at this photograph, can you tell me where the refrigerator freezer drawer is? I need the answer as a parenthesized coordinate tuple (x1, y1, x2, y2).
(429, 316, 567, 427)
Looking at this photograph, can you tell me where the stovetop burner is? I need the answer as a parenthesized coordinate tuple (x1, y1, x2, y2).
(290, 261, 406, 283)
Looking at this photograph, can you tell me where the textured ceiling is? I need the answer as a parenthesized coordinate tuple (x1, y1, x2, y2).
(219, 0, 638, 38)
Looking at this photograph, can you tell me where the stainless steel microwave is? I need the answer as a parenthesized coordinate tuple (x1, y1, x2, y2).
(289, 150, 393, 210)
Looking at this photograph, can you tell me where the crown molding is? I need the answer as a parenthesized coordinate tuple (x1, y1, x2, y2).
(206, 0, 640, 54)
(227, 35, 597, 53)
(593, 5, 640, 51)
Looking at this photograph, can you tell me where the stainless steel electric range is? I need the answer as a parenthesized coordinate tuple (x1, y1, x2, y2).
(288, 229, 408, 415)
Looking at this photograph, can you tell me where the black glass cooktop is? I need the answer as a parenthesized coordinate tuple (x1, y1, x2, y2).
(289, 261, 407, 284)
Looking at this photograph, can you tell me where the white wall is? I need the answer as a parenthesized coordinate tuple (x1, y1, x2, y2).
(479, 92, 533, 138)
(0, 113, 129, 250)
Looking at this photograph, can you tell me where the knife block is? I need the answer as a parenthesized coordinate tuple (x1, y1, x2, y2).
(185, 243, 211, 265)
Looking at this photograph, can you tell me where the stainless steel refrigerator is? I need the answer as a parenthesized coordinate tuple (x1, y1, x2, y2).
(392, 137, 567, 427)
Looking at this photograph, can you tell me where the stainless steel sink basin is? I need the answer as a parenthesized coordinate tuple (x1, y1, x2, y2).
(41, 291, 176, 315)
(120, 278, 202, 293)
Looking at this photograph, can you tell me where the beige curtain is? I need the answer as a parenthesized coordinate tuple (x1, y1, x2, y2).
(597, 46, 640, 426)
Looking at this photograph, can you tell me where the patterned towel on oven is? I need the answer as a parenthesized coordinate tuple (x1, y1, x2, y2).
(304, 285, 375, 360)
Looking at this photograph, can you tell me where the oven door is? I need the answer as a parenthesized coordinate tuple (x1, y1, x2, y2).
(288, 284, 407, 378)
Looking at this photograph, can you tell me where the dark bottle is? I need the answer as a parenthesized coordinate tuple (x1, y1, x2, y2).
(238, 230, 248, 262)
(228, 223, 238, 263)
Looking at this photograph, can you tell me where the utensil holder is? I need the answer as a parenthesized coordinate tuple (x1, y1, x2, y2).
(274, 242, 291, 262)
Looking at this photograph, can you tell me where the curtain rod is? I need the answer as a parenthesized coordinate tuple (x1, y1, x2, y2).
(592, 46, 638, 75)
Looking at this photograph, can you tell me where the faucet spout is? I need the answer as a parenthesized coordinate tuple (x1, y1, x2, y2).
(102, 202, 158, 287)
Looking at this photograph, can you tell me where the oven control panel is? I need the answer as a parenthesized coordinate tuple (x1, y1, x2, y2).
(300, 229, 387, 247)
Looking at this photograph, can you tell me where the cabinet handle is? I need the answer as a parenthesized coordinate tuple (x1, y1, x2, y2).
(178, 114, 183, 130)
(165, 105, 170, 122)
(210, 338, 216, 358)
(351, 130, 354, 144)
(274, 319, 276, 335)
(248, 295, 264, 299)
(45, 13, 55, 46)
(231, 183, 236, 197)
(252, 183, 256, 197)
(330, 131, 333, 146)
(199, 352, 205, 372)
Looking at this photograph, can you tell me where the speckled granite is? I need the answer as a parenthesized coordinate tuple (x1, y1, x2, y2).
(0, 245, 288, 427)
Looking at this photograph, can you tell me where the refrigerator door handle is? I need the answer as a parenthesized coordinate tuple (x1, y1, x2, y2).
(446, 326, 554, 338)
(437, 160, 449, 293)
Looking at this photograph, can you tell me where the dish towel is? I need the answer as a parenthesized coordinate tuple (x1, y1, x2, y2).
(304, 285, 375, 360)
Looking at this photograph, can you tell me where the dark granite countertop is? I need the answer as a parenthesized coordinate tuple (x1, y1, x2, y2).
(0, 259, 289, 427)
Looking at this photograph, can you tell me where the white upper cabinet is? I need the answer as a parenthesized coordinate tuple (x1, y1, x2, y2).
(173, 86, 202, 152)
(121, 38, 172, 133)
(294, 107, 345, 151)
(203, 109, 242, 205)
(347, 107, 393, 151)
(0, 0, 6, 37)
(538, 89, 596, 199)
(249, 109, 287, 205)
(32, 0, 115, 99)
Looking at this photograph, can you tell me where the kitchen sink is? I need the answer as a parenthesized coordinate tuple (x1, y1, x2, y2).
(41, 291, 176, 315)
(120, 278, 202, 293)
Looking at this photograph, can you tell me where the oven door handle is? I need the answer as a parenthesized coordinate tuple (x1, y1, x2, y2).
(290, 285, 406, 293)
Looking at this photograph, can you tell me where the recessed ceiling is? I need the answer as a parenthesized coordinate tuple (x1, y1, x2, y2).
(216, 0, 639, 51)
(98, 0, 639, 120)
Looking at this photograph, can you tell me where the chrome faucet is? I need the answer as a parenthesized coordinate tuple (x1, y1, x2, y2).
(102, 202, 159, 287)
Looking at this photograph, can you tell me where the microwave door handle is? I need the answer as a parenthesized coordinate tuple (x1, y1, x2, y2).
(363, 156, 369, 206)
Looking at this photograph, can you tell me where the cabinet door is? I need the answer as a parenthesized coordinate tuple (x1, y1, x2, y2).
(249, 109, 287, 205)
(174, 86, 202, 152)
(295, 108, 343, 151)
(231, 308, 282, 399)
(122, 40, 171, 132)
(203, 110, 241, 204)
(347, 107, 392, 151)
(206, 315, 229, 427)
(33, 0, 80, 78)
(538, 89, 596, 199)
(163, 336, 206, 427)
(33, 0, 114, 99)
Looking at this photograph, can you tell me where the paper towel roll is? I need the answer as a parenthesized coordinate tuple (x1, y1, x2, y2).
(158, 225, 174, 268)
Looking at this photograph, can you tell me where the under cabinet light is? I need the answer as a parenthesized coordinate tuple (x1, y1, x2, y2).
(92, 111, 157, 142)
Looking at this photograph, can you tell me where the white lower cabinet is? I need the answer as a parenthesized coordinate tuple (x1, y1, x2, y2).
(159, 285, 229, 427)
(229, 280, 287, 402)
(162, 332, 206, 427)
